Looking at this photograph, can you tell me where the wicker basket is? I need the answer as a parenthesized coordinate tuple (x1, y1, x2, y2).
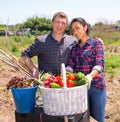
(39, 63, 88, 116)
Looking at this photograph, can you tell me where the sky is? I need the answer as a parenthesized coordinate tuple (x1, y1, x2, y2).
(0, 0, 120, 25)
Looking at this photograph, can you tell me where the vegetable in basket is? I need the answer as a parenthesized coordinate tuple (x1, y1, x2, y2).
(66, 71, 88, 87)
(50, 82, 62, 88)
(74, 72, 88, 86)
(40, 72, 51, 81)
(40, 71, 88, 88)
(39, 73, 63, 88)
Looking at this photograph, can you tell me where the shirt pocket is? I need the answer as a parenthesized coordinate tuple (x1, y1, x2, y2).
(81, 50, 93, 63)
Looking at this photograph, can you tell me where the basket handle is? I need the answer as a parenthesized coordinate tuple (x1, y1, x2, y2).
(61, 63, 67, 88)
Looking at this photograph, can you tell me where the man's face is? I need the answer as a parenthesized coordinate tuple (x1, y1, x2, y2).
(52, 16, 67, 35)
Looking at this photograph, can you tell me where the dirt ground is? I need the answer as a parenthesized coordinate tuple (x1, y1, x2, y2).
(0, 65, 120, 122)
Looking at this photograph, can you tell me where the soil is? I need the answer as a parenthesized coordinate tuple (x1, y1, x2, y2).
(0, 65, 120, 122)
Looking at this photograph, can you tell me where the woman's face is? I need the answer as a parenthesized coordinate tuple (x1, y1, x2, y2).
(71, 22, 87, 40)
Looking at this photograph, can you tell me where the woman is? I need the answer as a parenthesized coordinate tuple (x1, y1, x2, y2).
(66, 17, 106, 122)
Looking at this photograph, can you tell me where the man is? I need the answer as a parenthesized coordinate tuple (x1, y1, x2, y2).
(21, 12, 76, 78)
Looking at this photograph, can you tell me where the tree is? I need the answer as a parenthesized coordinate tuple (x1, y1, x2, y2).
(22, 16, 52, 32)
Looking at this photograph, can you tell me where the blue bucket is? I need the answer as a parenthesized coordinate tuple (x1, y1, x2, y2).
(11, 85, 38, 113)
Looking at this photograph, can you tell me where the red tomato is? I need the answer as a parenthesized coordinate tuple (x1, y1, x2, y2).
(66, 74, 70, 80)
(57, 81, 64, 86)
(55, 76, 63, 86)
(66, 74, 75, 81)
(67, 79, 74, 87)
(55, 76, 61, 80)
(68, 74, 76, 81)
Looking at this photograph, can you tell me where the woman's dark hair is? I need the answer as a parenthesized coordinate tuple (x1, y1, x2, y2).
(70, 17, 91, 35)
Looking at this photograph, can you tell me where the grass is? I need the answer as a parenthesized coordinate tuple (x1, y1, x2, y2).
(104, 54, 120, 77)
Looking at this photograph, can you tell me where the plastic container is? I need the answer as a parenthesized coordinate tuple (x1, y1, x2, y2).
(11, 85, 38, 113)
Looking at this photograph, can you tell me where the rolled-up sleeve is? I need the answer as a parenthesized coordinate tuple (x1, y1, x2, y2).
(93, 42, 104, 72)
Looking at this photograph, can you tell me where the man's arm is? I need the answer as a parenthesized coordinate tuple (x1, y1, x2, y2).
(22, 56, 39, 79)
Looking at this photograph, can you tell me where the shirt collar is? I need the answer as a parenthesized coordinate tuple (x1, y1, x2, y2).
(86, 37, 93, 46)
(50, 32, 66, 43)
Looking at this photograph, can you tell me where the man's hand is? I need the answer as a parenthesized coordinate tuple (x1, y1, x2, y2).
(95, 37, 103, 44)
(95, 37, 105, 49)
(22, 56, 40, 78)
(32, 68, 40, 79)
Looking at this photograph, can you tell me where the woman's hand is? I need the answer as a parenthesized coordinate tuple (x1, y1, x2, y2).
(86, 74, 92, 88)
(65, 66, 73, 73)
